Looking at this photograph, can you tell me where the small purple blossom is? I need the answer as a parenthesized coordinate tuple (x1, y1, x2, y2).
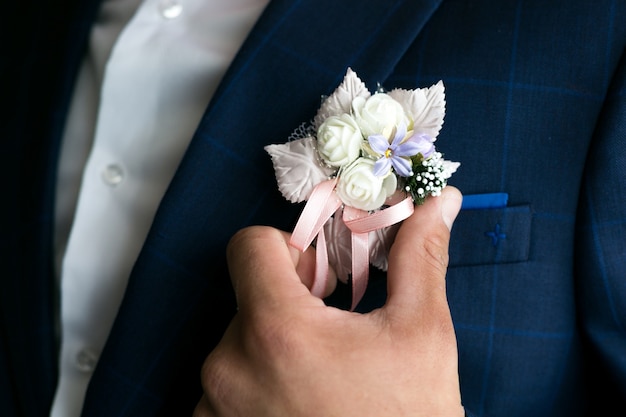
(368, 122, 435, 177)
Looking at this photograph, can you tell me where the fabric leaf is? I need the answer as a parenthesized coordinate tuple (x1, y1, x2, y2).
(265, 137, 335, 203)
(388, 81, 446, 139)
(314, 68, 371, 129)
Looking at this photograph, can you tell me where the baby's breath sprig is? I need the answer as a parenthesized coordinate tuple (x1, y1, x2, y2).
(402, 151, 452, 205)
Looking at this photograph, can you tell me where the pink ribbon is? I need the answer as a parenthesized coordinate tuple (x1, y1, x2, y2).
(290, 178, 342, 298)
(290, 179, 414, 310)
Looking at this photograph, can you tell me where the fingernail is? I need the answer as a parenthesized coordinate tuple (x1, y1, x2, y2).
(441, 192, 462, 231)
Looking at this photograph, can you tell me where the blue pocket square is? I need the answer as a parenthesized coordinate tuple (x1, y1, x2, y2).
(461, 193, 509, 210)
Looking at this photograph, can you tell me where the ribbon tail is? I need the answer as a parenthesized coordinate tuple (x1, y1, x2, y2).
(343, 197, 415, 310)
(350, 231, 369, 311)
(290, 178, 341, 251)
(310, 226, 329, 298)
(289, 178, 341, 300)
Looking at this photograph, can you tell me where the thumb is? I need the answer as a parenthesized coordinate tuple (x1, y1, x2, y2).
(384, 186, 462, 315)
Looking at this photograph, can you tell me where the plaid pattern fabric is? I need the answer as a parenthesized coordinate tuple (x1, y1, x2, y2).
(1, 0, 624, 416)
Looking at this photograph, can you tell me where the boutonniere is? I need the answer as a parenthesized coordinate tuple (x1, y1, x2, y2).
(265, 68, 459, 310)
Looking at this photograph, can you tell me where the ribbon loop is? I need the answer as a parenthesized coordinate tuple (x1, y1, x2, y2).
(344, 197, 414, 234)
(289, 178, 342, 251)
(290, 183, 415, 310)
(342, 197, 414, 310)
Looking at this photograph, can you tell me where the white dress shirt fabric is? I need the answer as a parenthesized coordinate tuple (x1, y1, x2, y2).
(51, 0, 269, 416)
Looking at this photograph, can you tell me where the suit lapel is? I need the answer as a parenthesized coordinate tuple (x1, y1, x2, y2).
(205, 0, 446, 133)
(153, 0, 447, 235)
(85, 0, 444, 413)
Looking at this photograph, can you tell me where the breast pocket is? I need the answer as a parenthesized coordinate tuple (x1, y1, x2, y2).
(449, 196, 532, 267)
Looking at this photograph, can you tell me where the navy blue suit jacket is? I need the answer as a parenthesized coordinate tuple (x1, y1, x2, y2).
(2, 0, 625, 416)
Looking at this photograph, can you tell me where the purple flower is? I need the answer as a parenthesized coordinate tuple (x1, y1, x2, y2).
(368, 122, 435, 177)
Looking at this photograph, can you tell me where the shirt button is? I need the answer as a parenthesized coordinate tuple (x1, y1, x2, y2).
(75, 349, 98, 373)
(158, 0, 183, 19)
(102, 164, 124, 186)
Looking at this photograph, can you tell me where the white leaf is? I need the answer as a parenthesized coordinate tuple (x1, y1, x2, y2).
(369, 223, 400, 271)
(388, 80, 446, 140)
(265, 137, 335, 203)
(314, 68, 371, 129)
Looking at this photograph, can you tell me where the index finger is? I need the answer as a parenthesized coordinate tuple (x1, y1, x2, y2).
(226, 226, 324, 314)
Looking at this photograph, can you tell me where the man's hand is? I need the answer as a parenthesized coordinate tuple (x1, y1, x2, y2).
(194, 187, 464, 417)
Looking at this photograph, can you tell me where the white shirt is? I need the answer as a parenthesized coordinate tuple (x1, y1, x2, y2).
(51, 0, 269, 416)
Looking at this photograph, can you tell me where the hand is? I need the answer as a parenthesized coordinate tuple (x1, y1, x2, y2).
(194, 187, 464, 417)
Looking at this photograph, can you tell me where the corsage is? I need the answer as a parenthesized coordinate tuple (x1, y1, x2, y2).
(265, 68, 459, 310)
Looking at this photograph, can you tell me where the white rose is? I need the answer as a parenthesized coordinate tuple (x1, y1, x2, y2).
(336, 158, 397, 211)
(316, 114, 363, 167)
(352, 93, 408, 138)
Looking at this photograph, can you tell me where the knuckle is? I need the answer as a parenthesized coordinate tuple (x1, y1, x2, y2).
(200, 350, 233, 408)
(418, 231, 450, 274)
(419, 304, 457, 353)
(226, 226, 262, 259)
(400, 313, 457, 360)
